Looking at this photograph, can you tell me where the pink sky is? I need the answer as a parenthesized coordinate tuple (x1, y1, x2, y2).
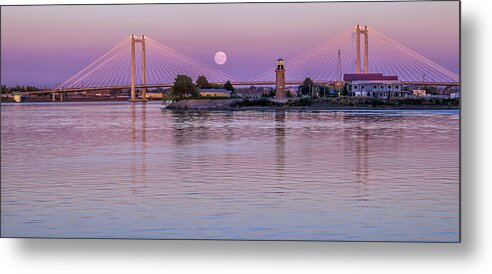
(1, 1, 459, 87)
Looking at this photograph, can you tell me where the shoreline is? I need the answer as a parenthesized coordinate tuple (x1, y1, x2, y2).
(164, 97, 459, 111)
(166, 105, 459, 112)
(0, 97, 160, 103)
(1, 98, 459, 111)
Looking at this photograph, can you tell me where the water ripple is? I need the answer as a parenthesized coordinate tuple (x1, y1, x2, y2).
(1, 102, 459, 241)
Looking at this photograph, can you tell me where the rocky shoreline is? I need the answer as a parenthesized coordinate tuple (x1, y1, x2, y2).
(165, 98, 242, 109)
(165, 98, 459, 111)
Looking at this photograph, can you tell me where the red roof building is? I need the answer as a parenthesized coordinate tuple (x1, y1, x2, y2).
(343, 73, 398, 81)
(343, 73, 407, 97)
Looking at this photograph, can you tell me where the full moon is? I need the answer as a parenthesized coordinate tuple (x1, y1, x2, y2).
(214, 51, 227, 65)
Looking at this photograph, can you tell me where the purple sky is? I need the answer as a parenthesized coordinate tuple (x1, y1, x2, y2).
(1, 1, 459, 87)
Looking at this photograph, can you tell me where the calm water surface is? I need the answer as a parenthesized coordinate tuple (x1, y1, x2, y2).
(1, 102, 459, 241)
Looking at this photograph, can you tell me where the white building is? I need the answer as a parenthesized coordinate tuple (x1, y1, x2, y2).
(348, 81, 405, 97)
(450, 92, 460, 99)
(344, 73, 408, 97)
(412, 89, 428, 97)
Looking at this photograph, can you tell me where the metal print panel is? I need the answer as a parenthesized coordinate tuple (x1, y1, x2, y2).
(0, 1, 460, 242)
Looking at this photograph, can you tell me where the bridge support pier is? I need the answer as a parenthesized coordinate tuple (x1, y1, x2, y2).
(129, 34, 148, 103)
(51, 92, 64, 102)
(130, 35, 136, 102)
(141, 35, 147, 102)
(364, 26, 369, 74)
(356, 25, 361, 74)
(355, 25, 369, 74)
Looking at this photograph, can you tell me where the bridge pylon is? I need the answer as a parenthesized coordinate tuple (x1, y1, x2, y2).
(355, 25, 369, 74)
(130, 34, 148, 103)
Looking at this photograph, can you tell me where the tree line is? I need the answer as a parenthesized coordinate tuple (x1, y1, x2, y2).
(170, 75, 332, 99)
(1, 85, 41, 94)
(297, 77, 337, 97)
(170, 75, 234, 98)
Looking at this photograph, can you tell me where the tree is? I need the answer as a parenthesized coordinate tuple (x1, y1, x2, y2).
(223, 80, 234, 92)
(424, 86, 439, 95)
(209, 83, 222, 89)
(299, 77, 315, 96)
(341, 85, 349, 96)
(0, 85, 41, 94)
(1, 85, 8, 94)
(171, 74, 196, 98)
(196, 75, 210, 89)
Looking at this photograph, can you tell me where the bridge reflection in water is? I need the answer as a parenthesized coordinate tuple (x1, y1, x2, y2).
(130, 103, 147, 186)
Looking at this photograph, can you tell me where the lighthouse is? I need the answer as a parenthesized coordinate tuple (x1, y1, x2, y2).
(275, 58, 286, 99)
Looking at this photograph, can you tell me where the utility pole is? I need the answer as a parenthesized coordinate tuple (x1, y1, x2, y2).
(337, 49, 342, 81)
(422, 74, 426, 93)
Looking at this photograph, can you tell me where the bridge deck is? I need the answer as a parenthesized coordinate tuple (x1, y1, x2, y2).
(21, 81, 459, 95)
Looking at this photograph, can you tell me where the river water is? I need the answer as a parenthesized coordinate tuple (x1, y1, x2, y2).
(1, 102, 459, 241)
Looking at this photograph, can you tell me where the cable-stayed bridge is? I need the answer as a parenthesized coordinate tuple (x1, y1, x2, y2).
(58, 35, 238, 90)
(251, 27, 459, 83)
(25, 26, 459, 100)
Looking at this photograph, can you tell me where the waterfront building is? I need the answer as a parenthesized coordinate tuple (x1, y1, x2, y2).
(145, 92, 163, 100)
(343, 73, 408, 97)
(199, 89, 232, 97)
(236, 86, 272, 98)
(450, 92, 460, 99)
(412, 89, 428, 97)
